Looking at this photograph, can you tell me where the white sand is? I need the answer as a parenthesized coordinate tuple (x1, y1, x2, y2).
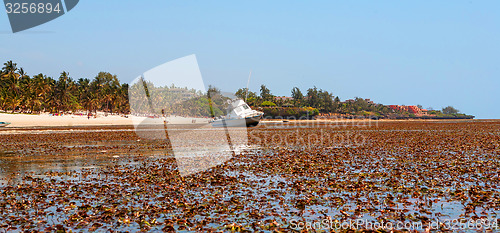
(0, 113, 213, 128)
(0, 113, 135, 127)
(2, 113, 468, 128)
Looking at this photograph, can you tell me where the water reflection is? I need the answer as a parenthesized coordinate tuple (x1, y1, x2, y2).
(0, 152, 131, 185)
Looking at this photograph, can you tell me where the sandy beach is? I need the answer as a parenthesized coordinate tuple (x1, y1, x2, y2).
(0, 113, 135, 128)
(1, 112, 477, 128)
(0, 113, 217, 128)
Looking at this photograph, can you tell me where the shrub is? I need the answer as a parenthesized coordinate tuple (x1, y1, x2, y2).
(261, 101, 277, 107)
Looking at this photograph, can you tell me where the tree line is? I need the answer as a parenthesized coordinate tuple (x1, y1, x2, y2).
(235, 85, 392, 116)
(234, 85, 473, 118)
(0, 60, 129, 114)
(1, 60, 471, 118)
(128, 79, 227, 117)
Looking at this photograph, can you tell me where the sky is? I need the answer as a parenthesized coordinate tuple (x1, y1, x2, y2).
(1, 1, 499, 118)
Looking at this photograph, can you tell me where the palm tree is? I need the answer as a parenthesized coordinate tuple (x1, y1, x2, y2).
(31, 73, 53, 113)
(53, 71, 77, 112)
(19, 71, 34, 113)
(0, 60, 134, 115)
(1, 61, 21, 112)
(115, 83, 129, 113)
(43, 76, 57, 113)
(76, 78, 90, 113)
(92, 72, 120, 114)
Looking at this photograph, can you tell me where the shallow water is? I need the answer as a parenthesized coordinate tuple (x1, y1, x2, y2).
(0, 122, 499, 232)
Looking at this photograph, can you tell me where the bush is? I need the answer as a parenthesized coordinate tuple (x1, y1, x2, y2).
(286, 108, 298, 116)
(261, 106, 318, 119)
(442, 106, 459, 115)
(261, 101, 277, 107)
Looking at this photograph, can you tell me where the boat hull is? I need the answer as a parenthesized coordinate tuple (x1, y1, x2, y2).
(245, 115, 261, 127)
(211, 114, 262, 127)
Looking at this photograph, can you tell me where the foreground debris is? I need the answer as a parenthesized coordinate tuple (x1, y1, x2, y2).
(0, 121, 499, 232)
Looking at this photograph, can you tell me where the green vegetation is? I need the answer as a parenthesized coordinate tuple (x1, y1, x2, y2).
(261, 107, 318, 119)
(422, 108, 473, 119)
(234, 85, 473, 119)
(1, 60, 474, 119)
(0, 60, 228, 117)
(123, 80, 228, 117)
(260, 101, 276, 107)
(1, 61, 129, 114)
(235, 85, 392, 118)
(442, 106, 459, 115)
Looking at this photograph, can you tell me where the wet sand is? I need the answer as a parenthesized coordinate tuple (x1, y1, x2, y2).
(0, 120, 499, 231)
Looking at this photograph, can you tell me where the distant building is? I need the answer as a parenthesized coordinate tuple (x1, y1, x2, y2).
(407, 105, 420, 114)
(388, 105, 428, 116)
(274, 96, 294, 101)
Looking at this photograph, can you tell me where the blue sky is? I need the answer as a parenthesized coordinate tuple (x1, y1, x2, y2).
(1, 1, 499, 118)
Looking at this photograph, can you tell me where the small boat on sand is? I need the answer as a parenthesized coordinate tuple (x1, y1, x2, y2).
(210, 99, 263, 127)
(0, 122, 11, 127)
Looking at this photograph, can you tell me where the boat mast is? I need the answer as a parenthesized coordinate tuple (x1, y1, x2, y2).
(245, 70, 252, 101)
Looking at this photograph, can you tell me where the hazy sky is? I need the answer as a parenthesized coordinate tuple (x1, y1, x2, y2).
(1, 1, 499, 118)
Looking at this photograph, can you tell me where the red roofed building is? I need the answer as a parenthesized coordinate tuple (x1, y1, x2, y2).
(407, 105, 420, 114)
(389, 105, 428, 116)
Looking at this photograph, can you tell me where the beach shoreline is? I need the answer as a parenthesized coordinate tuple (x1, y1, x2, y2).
(0, 112, 482, 128)
(0, 112, 135, 128)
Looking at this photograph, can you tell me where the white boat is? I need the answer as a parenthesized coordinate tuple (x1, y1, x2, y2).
(210, 99, 263, 127)
(0, 122, 11, 127)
